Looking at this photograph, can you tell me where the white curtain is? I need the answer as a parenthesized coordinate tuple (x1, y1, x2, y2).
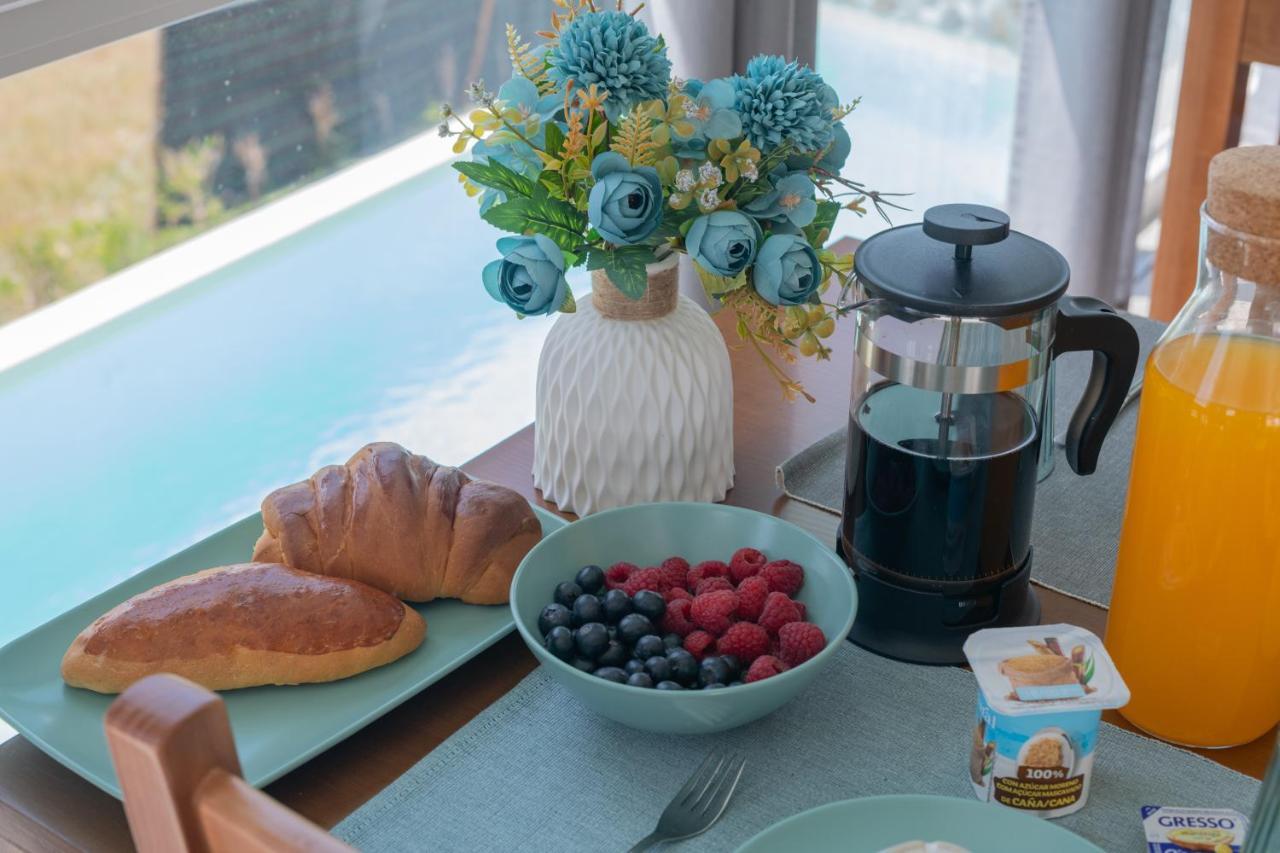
(1006, 0, 1170, 306)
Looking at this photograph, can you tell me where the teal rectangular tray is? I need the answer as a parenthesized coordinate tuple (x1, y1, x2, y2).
(0, 505, 564, 798)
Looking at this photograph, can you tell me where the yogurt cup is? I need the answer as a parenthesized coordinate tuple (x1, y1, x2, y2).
(963, 624, 1130, 819)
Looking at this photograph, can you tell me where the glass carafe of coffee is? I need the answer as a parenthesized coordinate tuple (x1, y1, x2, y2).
(838, 204, 1138, 665)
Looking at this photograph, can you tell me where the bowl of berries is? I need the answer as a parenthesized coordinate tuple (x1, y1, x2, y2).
(509, 502, 857, 733)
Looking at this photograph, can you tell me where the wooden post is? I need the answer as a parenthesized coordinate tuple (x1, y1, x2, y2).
(105, 674, 351, 853)
(1149, 0, 1251, 320)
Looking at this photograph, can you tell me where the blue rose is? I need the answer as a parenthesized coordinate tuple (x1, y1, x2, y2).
(588, 152, 663, 245)
(753, 234, 822, 306)
(482, 235, 569, 316)
(686, 210, 762, 277)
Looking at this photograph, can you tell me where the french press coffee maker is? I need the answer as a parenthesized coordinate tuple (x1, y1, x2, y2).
(838, 204, 1138, 665)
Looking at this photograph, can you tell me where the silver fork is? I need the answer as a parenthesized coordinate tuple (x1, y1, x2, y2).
(626, 750, 747, 852)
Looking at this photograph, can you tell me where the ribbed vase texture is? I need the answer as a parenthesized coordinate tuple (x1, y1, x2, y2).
(532, 290, 734, 515)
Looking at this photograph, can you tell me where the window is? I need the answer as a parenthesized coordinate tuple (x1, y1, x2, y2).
(815, 0, 1022, 239)
(0, 0, 570, 653)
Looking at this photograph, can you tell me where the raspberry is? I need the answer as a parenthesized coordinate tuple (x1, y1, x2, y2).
(760, 560, 805, 596)
(683, 630, 717, 660)
(686, 560, 729, 589)
(689, 589, 738, 635)
(659, 556, 690, 590)
(745, 655, 788, 683)
(758, 592, 802, 635)
(735, 575, 770, 621)
(623, 567, 667, 596)
(663, 586, 692, 604)
(716, 622, 770, 664)
(694, 576, 735, 596)
(729, 547, 768, 584)
(661, 598, 696, 636)
(605, 562, 637, 590)
(778, 622, 826, 667)
(794, 600, 807, 621)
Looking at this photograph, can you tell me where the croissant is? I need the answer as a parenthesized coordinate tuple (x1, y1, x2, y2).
(252, 443, 541, 604)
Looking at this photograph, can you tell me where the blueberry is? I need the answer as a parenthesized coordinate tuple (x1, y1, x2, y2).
(607, 625, 619, 641)
(554, 581, 583, 608)
(574, 622, 609, 660)
(662, 633, 683, 650)
(702, 682, 727, 690)
(699, 656, 731, 687)
(571, 656, 596, 673)
(617, 613, 656, 646)
(644, 655, 672, 682)
(571, 594, 604, 627)
(575, 564, 605, 594)
(543, 626, 574, 661)
(624, 659, 647, 676)
(632, 634, 666, 661)
(632, 589, 666, 622)
(666, 648, 698, 685)
(655, 680, 684, 690)
(594, 666, 627, 683)
(538, 603, 573, 636)
(601, 589, 633, 624)
(597, 640, 629, 668)
(719, 655, 741, 680)
(627, 672, 654, 688)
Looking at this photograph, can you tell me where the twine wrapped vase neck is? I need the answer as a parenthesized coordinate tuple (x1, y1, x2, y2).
(591, 253, 679, 320)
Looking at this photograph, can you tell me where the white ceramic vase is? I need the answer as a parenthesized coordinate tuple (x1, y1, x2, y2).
(532, 254, 734, 515)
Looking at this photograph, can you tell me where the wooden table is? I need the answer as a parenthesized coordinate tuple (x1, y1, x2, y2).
(1, 294, 1273, 852)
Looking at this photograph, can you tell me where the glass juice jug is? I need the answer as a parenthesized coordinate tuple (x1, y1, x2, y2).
(840, 205, 1139, 665)
(1108, 147, 1280, 748)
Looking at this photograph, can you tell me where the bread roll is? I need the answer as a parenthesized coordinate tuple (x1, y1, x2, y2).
(253, 442, 541, 604)
(61, 562, 425, 693)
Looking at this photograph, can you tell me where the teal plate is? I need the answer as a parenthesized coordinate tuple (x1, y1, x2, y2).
(0, 505, 564, 798)
(736, 795, 1103, 853)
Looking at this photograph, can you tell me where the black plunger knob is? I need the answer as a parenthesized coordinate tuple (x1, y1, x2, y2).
(923, 204, 1010, 260)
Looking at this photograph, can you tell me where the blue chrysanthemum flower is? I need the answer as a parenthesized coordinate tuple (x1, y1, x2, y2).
(730, 55, 838, 154)
(548, 10, 671, 122)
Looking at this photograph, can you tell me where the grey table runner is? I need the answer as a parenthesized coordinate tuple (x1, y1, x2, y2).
(335, 641, 1259, 852)
(775, 315, 1165, 607)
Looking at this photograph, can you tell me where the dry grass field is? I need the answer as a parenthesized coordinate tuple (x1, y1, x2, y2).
(0, 32, 159, 324)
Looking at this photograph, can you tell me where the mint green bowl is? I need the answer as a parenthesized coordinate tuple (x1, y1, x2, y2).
(510, 502, 858, 734)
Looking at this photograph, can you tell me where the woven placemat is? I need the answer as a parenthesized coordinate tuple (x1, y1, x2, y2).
(775, 315, 1165, 607)
(334, 641, 1259, 852)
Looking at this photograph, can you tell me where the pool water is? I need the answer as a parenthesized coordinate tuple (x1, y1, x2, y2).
(0, 165, 570, 646)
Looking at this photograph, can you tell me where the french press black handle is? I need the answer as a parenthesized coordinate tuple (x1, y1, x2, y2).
(1051, 296, 1140, 475)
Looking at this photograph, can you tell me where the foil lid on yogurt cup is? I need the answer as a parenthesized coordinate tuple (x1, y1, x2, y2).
(963, 624, 1130, 716)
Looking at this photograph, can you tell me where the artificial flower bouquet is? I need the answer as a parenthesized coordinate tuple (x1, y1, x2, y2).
(441, 1, 896, 398)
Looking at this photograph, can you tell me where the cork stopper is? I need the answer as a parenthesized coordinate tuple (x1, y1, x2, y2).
(591, 254, 679, 320)
(1205, 145, 1280, 283)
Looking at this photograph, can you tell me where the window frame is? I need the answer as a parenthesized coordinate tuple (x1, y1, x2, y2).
(0, 0, 234, 79)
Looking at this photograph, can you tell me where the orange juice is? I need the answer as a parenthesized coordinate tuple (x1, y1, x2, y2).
(1108, 333, 1280, 747)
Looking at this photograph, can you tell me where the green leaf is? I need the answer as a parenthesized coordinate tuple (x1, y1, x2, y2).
(585, 246, 611, 271)
(693, 261, 746, 299)
(604, 254, 649, 299)
(544, 122, 565, 157)
(1082, 656, 1095, 684)
(480, 189, 587, 254)
(804, 199, 841, 245)
(452, 159, 535, 198)
(480, 199, 535, 234)
(559, 288, 577, 313)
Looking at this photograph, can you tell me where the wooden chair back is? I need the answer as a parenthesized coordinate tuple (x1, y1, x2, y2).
(104, 674, 353, 853)
(1150, 0, 1280, 319)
